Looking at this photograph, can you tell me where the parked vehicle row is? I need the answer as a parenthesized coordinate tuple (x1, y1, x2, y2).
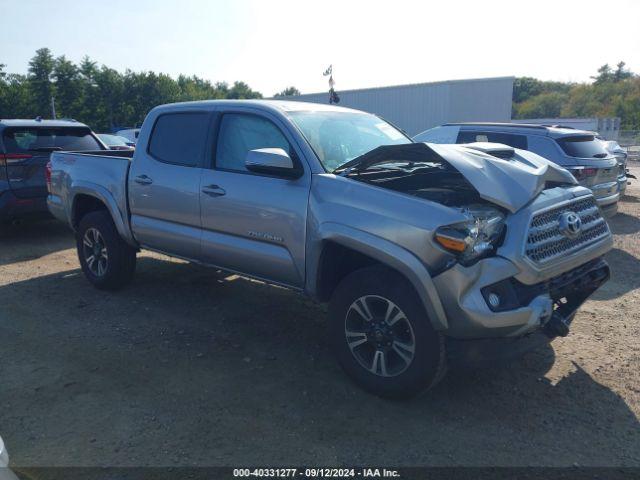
(0, 119, 107, 223)
(115, 128, 140, 145)
(414, 123, 624, 216)
(97, 133, 135, 150)
(598, 138, 636, 196)
(47, 100, 612, 398)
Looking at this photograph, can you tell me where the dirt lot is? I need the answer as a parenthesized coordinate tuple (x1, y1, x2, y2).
(1, 167, 639, 468)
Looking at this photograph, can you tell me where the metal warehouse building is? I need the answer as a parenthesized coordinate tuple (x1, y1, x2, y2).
(282, 76, 515, 136)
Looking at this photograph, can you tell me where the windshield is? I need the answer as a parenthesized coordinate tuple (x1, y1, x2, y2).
(98, 134, 127, 146)
(288, 111, 411, 171)
(558, 135, 610, 159)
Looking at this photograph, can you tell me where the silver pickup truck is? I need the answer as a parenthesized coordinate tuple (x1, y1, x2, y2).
(48, 100, 612, 398)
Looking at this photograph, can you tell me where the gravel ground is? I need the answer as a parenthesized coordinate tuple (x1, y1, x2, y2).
(0, 167, 638, 468)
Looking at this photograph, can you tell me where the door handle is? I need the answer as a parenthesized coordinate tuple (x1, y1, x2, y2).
(202, 184, 226, 197)
(134, 174, 153, 185)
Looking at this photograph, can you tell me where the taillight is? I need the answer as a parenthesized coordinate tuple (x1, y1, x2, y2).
(45, 161, 52, 192)
(0, 153, 33, 165)
(569, 167, 597, 181)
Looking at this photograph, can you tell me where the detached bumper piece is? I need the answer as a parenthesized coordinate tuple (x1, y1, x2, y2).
(541, 258, 610, 337)
(450, 258, 610, 368)
(481, 258, 608, 317)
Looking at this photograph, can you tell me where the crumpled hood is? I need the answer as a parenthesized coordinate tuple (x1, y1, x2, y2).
(339, 142, 577, 212)
(427, 142, 577, 212)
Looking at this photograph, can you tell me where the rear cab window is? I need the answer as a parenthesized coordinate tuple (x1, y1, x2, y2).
(556, 135, 610, 159)
(2, 127, 102, 153)
(457, 131, 528, 149)
(148, 112, 211, 167)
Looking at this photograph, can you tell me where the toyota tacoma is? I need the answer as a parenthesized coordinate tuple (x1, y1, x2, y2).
(47, 100, 612, 398)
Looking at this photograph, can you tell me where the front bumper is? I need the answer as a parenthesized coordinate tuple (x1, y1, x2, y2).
(443, 258, 610, 367)
(433, 255, 610, 340)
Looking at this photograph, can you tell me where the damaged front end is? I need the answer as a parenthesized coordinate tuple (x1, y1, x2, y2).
(337, 141, 613, 363)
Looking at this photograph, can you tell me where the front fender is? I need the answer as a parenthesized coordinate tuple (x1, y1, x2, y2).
(307, 222, 448, 331)
(70, 181, 136, 247)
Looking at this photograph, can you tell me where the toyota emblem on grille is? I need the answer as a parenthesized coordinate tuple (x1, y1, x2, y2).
(559, 212, 582, 239)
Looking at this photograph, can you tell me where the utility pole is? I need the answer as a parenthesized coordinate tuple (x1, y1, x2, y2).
(50, 96, 57, 119)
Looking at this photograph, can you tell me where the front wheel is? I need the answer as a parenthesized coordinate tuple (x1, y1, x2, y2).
(329, 266, 446, 399)
(76, 210, 136, 290)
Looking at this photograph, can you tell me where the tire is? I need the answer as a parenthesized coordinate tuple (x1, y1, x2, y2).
(329, 265, 446, 399)
(76, 210, 136, 291)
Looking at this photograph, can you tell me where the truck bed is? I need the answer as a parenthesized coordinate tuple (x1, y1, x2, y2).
(47, 150, 134, 232)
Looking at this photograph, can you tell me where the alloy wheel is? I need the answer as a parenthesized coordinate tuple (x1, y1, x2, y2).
(344, 295, 416, 377)
(82, 227, 108, 277)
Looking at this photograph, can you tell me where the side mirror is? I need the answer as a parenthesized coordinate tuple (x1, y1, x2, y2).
(245, 148, 302, 179)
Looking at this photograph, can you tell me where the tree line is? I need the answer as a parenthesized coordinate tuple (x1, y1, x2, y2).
(0, 48, 278, 132)
(2, 49, 639, 132)
(512, 62, 640, 129)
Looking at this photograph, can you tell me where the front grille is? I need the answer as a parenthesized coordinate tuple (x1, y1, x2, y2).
(526, 196, 610, 264)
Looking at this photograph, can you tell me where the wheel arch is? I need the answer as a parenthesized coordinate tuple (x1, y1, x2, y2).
(70, 182, 136, 247)
(308, 223, 448, 331)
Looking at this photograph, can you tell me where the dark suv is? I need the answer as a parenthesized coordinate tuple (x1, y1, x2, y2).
(0, 119, 105, 222)
(414, 123, 620, 216)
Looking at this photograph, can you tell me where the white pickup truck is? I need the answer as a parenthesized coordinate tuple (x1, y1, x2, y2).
(48, 100, 612, 398)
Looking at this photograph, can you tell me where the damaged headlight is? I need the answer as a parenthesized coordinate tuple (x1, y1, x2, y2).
(434, 205, 506, 266)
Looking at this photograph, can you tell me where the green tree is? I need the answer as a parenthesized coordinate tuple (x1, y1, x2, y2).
(514, 91, 568, 118)
(226, 81, 262, 99)
(28, 48, 55, 117)
(274, 86, 300, 97)
(591, 63, 614, 84)
(613, 61, 633, 82)
(53, 55, 82, 118)
(78, 56, 103, 129)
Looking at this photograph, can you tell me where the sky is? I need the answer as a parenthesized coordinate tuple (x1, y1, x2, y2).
(1, 0, 639, 96)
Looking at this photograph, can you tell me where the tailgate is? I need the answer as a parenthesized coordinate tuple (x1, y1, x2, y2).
(1, 126, 103, 199)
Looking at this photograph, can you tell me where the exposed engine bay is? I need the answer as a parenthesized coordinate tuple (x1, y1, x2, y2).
(347, 162, 483, 208)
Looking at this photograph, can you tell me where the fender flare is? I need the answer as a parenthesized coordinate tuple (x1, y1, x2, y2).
(309, 222, 449, 331)
(69, 181, 137, 247)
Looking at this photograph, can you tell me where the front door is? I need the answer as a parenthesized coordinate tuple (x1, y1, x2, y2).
(199, 111, 310, 287)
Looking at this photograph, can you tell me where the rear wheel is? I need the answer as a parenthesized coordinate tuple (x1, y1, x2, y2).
(329, 266, 446, 399)
(76, 211, 136, 290)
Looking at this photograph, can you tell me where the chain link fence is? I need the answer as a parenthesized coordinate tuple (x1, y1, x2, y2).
(619, 131, 640, 161)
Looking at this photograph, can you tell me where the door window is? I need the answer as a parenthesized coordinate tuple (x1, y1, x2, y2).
(215, 114, 291, 173)
(457, 131, 528, 149)
(148, 112, 210, 166)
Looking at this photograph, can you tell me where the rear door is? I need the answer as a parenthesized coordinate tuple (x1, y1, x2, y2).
(1, 126, 102, 198)
(128, 111, 212, 259)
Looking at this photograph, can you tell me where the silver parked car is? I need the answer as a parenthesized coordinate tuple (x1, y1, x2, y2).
(0, 436, 19, 480)
(414, 123, 621, 216)
(598, 138, 634, 195)
(48, 101, 612, 398)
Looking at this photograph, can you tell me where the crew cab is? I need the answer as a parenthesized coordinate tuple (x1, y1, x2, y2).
(48, 101, 612, 398)
(0, 119, 106, 222)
